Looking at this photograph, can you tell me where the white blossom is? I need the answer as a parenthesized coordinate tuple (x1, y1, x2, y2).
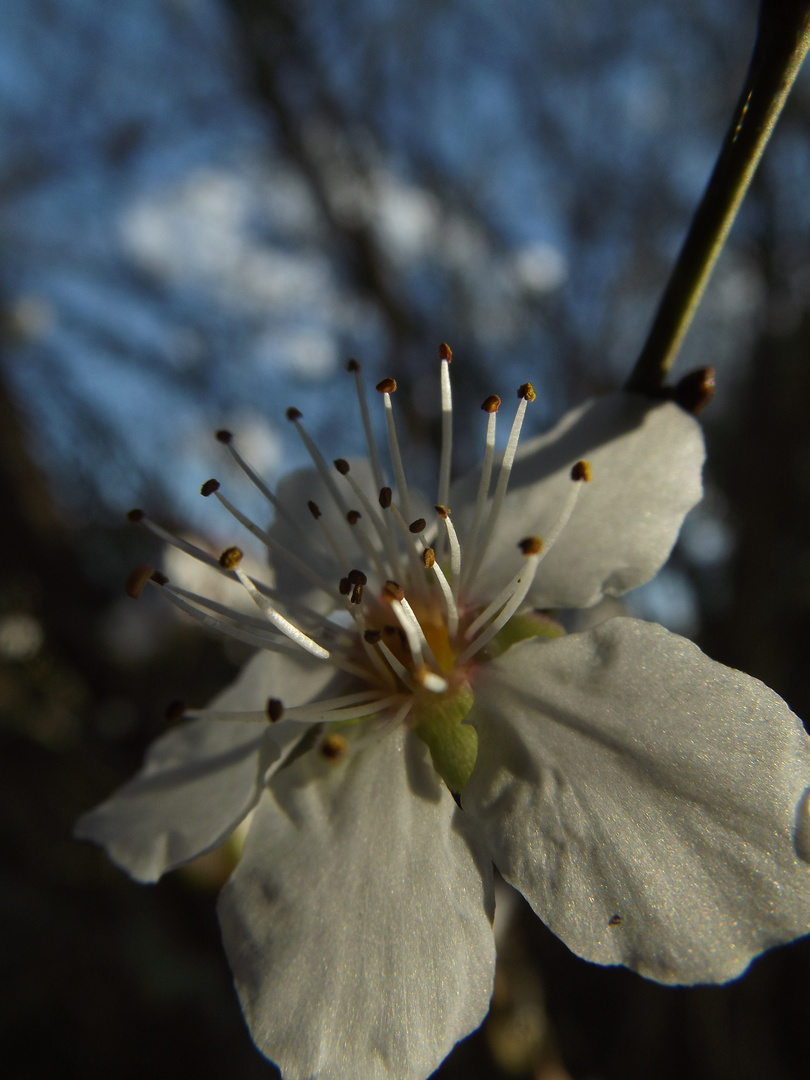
(77, 354, 810, 1080)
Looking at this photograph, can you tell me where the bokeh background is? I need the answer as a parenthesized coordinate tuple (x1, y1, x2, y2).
(3, 1, 810, 1077)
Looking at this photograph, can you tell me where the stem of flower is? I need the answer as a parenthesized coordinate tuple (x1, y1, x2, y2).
(625, 0, 810, 394)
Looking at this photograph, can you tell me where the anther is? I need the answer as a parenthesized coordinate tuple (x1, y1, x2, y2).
(435, 504, 450, 519)
(151, 570, 169, 586)
(518, 536, 545, 556)
(219, 546, 243, 570)
(409, 517, 427, 534)
(346, 358, 360, 372)
(334, 458, 350, 475)
(346, 510, 361, 525)
(347, 569, 367, 586)
(322, 733, 348, 761)
(351, 584, 364, 605)
(286, 407, 302, 422)
(438, 342, 453, 362)
(307, 500, 322, 519)
(384, 580, 405, 602)
(339, 577, 351, 596)
(125, 563, 155, 599)
(379, 486, 392, 509)
(364, 629, 382, 644)
(376, 377, 397, 394)
(423, 547, 435, 569)
(164, 699, 186, 723)
(517, 382, 537, 402)
(127, 508, 145, 523)
(215, 430, 233, 444)
(266, 698, 284, 723)
(200, 478, 220, 497)
(571, 460, 592, 483)
(481, 395, 501, 413)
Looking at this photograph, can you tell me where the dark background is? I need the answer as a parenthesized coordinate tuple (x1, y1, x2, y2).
(2, 1, 810, 1077)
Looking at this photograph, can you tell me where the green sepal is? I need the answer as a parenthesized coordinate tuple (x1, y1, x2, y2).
(480, 610, 566, 661)
(411, 683, 477, 794)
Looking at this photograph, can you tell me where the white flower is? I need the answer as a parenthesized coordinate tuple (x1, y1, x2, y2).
(77, 353, 810, 1080)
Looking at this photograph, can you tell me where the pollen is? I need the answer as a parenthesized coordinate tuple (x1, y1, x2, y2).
(571, 459, 592, 483)
(322, 732, 348, 761)
(517, 382, 537, 402)
(219, 546, 243, 570)
(266, 698, 284, 722)
(125, 563, 155, 599)
(518, 536, 544, 556)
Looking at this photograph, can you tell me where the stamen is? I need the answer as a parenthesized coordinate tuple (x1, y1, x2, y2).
(459, 396, 499, 589)
(457, 536, 546, 664)
(438, 342, 453, 516)
(423, 546, 459, 639)
(435, 504, 462, 595)
(386, 500, 430, 597)
(376, 379, 412, 521)
(267, 698, 284, 722)
(308, 499, 354, 573)
(348, 359, 386, 493)
(286, 407, 353, 523)
(216, 430, 307, 540)
(464, 383, 535, 586)
(226, 548, 332, 661)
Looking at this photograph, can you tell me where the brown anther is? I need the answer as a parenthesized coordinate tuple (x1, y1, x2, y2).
(376, 377, 397, 394)
(350, 584, 364, 605)
(438, 342, 453, 362)
(518, 382, 537, 402)
(379, 486, 392, 509)
(346, 510, 361, 525)
(200, 478, 220, 497)
(125, 564, 155, 599)
(307, 501, 321, 519)
(164, 699, 186, 724)
(409, 517, 426, 534)
(215, 429, 233, 444)
(672, 366, 716, 415)
(334, 458, 350, 474)
(127, 508, 145, 523)
(518, 536, 544, 556)
(219, 546, 243, 570)
(571, 460, 592, 483)
(339, 577, 351, 596)
(434, 504, 450, 519)
(150, 570, 169, 586)
(423, 547, 436, 569)
(286, 406, 302, 422)
(347, 569, 367, 586)
(346, 358, 360, 372)
(364, 629, 382, 644)
(383, 580, 405, 602)
(481, 394, 501, 413)
(266, 698, 284, 723)
(321, 732, 348, 762)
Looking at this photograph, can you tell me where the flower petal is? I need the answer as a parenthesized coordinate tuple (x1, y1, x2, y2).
(452, 394, 704, 609)
(218, 725, 496, 1080)
(75, 649, 337, 883)
(464, 617, 810, 984)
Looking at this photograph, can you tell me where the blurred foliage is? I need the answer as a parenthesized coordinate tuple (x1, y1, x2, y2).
(2, 0, 810, 1077)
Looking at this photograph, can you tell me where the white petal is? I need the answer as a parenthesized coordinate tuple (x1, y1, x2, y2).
(452, 394, 704, 609)
(464, 617, 810, 984)
(218, 725, 496, 1080)
(76, 650, 337, 883)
